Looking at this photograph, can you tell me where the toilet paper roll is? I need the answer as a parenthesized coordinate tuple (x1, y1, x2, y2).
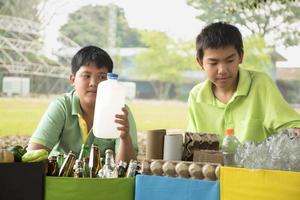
(146, 129, 166, 160)
(163, 134, 183, 161)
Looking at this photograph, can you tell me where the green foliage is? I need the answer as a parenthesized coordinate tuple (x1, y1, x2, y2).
(60, 4, 144, 47)
(133, 31, 197, 99)
(0, 0, 41, 22)
(238, 0, 297, 9)
(187, 0, 300, 46)
(240, 35, 272, 72)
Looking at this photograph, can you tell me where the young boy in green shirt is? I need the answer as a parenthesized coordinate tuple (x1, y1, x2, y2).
(187, 22, 300, 143)
(28, 46, 138, 163)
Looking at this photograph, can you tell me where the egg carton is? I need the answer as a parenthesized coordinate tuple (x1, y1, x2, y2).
(139, 159, 221, 181)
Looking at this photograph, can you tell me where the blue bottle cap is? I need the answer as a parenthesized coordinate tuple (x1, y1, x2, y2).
(107, 73, 118, 80)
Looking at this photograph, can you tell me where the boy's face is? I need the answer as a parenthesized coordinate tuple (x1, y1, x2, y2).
(198, 46, 243, 91)
(70, 64, 109, 108)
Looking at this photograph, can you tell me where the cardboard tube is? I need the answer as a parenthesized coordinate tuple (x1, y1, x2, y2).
(146, 129, 166, 160)
(163, 134, 183, 161)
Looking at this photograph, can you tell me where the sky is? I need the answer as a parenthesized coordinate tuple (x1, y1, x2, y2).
(41, 0, 299, 67)
(41, 0, 203, 56)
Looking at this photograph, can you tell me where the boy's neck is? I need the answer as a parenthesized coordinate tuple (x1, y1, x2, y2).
(212, 81, 238, 104)
(80, 103, 95, 132)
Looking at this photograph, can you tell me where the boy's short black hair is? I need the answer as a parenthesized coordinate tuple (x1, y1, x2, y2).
(71, 45, 113, 74)
(196, 22, 244, 61)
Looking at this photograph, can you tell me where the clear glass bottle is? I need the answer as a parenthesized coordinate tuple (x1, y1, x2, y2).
(58, 151, 76, 177)
(98, 149, 118, 178)
(126, 159, 138, 177)
(74, 159, 83, 178)
(221, 128, 240, 166)
(89, 144, 101, 178)
(117, 160, 127, 177)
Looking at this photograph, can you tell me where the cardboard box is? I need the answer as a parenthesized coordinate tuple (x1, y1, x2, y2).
(193, 150, 223, 165)
(135, 175, 219, 200)
(0, 162, 45, 200)
(221, 166, 300, 200)
(45, 177, 135, 200)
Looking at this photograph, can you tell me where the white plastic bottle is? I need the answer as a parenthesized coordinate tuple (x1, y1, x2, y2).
(93, 73, 125, 138)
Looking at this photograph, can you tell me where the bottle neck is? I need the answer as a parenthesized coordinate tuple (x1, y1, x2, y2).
(105, 154, 115, 166)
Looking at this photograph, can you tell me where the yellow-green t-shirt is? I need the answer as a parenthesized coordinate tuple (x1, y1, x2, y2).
(29, 89, 138, 157)
(187, 68, 300, 143)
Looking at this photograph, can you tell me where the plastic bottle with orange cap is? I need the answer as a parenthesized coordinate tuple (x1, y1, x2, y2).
(221, 128, 240, 166)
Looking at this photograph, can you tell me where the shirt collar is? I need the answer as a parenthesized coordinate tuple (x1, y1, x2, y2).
(196, 68, 252, 105)
(71, 89, 82, 115)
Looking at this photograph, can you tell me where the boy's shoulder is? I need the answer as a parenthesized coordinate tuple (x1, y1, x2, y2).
(189, 80, 210, 99)
(244, 69, 273, 85)
(51, 90, 76, 110)
(55, 90, 74, 102)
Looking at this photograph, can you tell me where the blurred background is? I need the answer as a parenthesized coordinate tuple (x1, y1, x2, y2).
(0, 0, 299, 138)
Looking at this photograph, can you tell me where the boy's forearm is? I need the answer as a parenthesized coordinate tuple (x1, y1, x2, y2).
(115, 135, 137, 164)
(27, 142, 51, 153)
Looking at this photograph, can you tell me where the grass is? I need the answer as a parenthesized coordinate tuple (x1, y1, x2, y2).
(127, 100, 188, 132)
(0, 97, 188, 136)
(1, 97, 299, 137)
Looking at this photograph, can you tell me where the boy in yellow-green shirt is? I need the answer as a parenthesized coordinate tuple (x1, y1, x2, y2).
(187, 22, 300, 143)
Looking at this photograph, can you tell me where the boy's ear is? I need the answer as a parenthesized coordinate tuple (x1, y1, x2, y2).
(69, 74, 75, 86)
(239, 52, 244, 64)
(196, 57, 204, 70)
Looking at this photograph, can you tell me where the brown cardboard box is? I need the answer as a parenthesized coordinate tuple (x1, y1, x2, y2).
(193, 150, 223, 165)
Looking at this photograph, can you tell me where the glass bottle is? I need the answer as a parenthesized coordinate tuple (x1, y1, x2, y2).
(126, 159, 138, 177)
(83, 157, 90, 178)
(89, 144, 101, 178)
(58, 151, 76, 177)
(78, 144, 90, 161)
(57, 153, 65, 170)
(117, 160, 127, 177)
(47, 156, 59, 176)
(74, 159, 83, 178)
(98, 149, 118, 178)
(221, 128, 240, 166)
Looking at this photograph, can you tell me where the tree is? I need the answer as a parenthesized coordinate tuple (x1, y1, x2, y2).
(60, 4, 144, 48)
(186, 0, 300, 46)
(240, 35, 272, 72)
(0, 0, 41, 22)
(237, 0, 297, 9)
(133, 31, 197, 99)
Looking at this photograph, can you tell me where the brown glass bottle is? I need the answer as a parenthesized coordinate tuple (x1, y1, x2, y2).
(58, 151, 76, 177)
(89, 144, 101, 178)
(47, 156, 59, 176)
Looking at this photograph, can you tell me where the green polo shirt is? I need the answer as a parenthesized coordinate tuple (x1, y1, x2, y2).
(187, 68, 300, 143)
(29, 89, 138, 157)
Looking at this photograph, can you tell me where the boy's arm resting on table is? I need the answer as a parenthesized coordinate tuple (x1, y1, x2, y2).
(27, 142, 51, 153)
(28, 98, 66, 153)
(263, 75, 300, 134)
